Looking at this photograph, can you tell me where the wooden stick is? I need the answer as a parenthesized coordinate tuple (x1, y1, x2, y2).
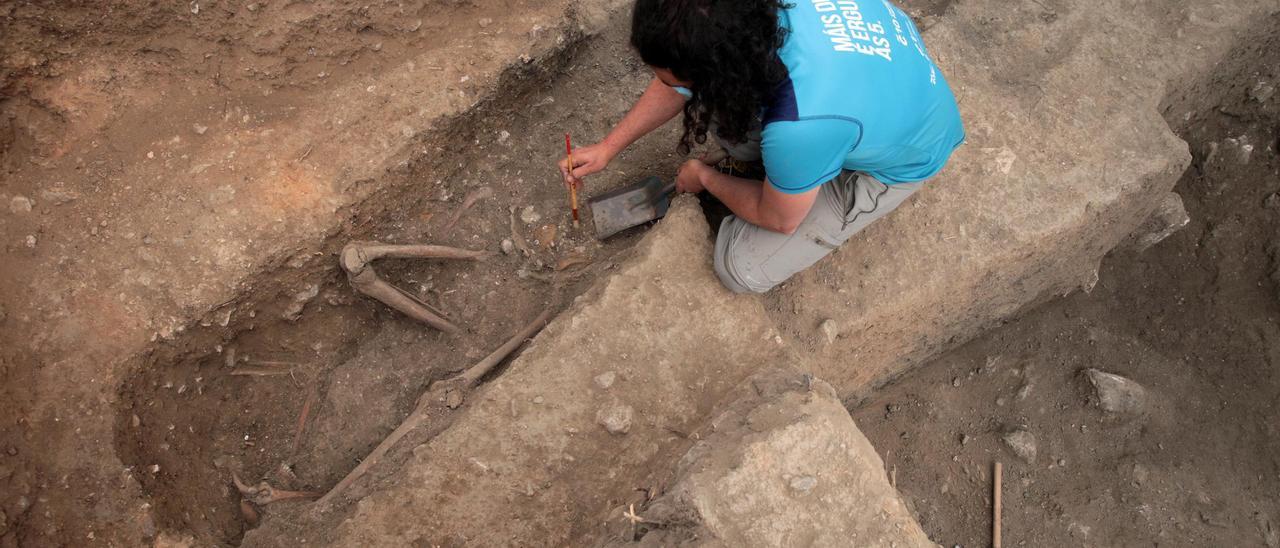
(993, 461, 1003, 548)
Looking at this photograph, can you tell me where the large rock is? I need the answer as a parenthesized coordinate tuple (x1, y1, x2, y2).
(605, 370, 935, 548)
(774, 0, 1277, 399)
(1117, 193, 1191, 253)
(247, 196, 800, 545)
(1085, 369, 1149, 417)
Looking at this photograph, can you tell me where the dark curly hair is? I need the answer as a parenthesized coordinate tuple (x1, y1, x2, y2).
(631, 0, 790, 154)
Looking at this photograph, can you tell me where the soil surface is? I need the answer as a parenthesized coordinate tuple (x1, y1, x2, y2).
(855, 19, 1280, 547)
(32, 0, 1278, 545)
(102, 16, 686, 547)
(0, 2, 676, 545)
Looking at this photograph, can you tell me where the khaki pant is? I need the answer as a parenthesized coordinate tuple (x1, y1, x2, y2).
(713, 170, 921, 294)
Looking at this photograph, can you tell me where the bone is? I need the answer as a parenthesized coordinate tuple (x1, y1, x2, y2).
(240, 498, 260, 527)
(341, 243, 491, 268)
(454, 308, 553, 388)
(441, 186, 494, 231)
(508, 207, 533, 256)
(317, 308, 553, 505)
(340, 242, 490, 334)
(230, 366, 291, 377)
(233, 472, 320, 506)
(347, 268, 460, 334)
(292, 384, 319, 454)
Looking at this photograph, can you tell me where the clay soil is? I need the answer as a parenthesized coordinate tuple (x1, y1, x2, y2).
(854, 19, 1280, 548)
(0, 2, 682, 545)
(10, 1, 1274, 547)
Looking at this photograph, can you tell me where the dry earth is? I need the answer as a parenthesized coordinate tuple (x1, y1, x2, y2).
(3, 0, 1276, 546)
(855, 17, 1280, 547)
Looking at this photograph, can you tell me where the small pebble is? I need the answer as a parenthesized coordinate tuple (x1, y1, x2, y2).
(24, 235, 36, 248)
(532, 395, 545, 404)
(520, 206, 541, 224)
(818, 319, 839, 344)
(39, 187, 77, 205)
(1265, 193, 1280, 209)
(789, 475, 818, 493)
(1001, 429, 1037, 463)
(594, 371, 616, 390)
(500, 239, 516, 255)
(9, 196, 32, 214)
(596, 403, 633, 435)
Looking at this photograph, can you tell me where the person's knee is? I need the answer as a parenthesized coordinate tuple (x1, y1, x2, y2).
(713, 220, 775, 294)
(714, 256, 762, 294)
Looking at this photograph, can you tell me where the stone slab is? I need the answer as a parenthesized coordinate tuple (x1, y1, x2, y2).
(603, 370, 935, 547)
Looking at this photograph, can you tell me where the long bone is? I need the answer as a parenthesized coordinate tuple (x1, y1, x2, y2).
(340, 242, 490, 334)
(232, 472, 320, 506)
(317, 308, 552, 505)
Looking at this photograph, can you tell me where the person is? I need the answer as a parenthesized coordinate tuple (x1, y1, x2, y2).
(559, 0, 964, 293)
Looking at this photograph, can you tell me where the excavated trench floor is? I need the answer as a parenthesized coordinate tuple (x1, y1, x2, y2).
(856, 17, 1280, 547)
(107, 17, 685, 545)
(106, 2, 957, 543)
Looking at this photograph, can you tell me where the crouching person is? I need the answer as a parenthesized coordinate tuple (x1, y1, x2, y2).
(560, 0, 965, 292)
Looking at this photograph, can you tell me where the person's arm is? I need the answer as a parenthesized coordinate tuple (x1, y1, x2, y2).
(559, 77, 686, 186)
(676, 161, 819, 235)
(677, 117, 860, 233)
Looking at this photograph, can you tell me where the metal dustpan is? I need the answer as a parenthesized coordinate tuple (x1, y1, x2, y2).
(588, 176, 676, 239)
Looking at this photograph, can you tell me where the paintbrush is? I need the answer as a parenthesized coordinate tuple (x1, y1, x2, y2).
(565, 133, 580, 228)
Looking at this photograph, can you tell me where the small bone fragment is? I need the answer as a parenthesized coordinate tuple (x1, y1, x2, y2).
(555, 254, 591, 272)
(230, 367, 290, 377)
(441, 186, 494, 231)
(508, 207, 533, 256)
(292, 384, 319, 454)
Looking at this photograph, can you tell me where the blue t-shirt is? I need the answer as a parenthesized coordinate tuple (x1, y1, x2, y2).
(763, 0, 964, 192)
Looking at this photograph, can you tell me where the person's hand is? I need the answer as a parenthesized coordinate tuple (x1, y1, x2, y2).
(675, 159, 708, 194)
(559, 142, 617, 189)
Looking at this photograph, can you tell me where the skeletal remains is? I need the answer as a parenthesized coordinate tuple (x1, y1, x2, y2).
(317, 307, 552, 504)
(232, 232, 554, 518)
(231, 176, 566, 521)
(339, 242, 492, 334)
